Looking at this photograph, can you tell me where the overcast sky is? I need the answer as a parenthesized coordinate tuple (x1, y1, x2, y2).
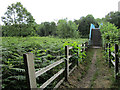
(0, 0, 120, 24)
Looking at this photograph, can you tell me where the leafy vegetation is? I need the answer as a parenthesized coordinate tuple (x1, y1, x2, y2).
(1, 2, 100, 38)
(100, 22, 120, 44)
(1, 1, 120, 89)
(36, 22, 57, 37)
(1, 2, 36, 37)
(74, 14, 99, 37)
(104, 11, 120, 28)
(100, 22, 120, 59)
(100, 22, 120, 89)
(36, 19, 80, 38)
(57, 19, 79, 38)
(2, 37, 87, 89)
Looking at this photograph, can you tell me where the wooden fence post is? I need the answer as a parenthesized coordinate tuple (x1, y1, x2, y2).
(82, 43, 84, 51)
(84, 43, 86, 51)
(85, 42, 88, 51)
(65, 46, 69, 81)
(23, 53, 37, 89)
(105, 43, 108, 62)
(84, 42, 86, 51)
(103, 42, 106, 51)
(81, 43, 84, 61)
(115, 44, 119, 79)
(77, 45, 80, 66)
(108, 43, 111, 68)
(105, 43, 108, 53)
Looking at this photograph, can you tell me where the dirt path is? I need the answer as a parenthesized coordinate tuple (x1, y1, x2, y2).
(91, 48, 113, 88)
(59, 48, 113, 89)
(78, 50, 97, 88)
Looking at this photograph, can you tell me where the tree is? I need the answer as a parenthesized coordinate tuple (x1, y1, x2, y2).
(104, 11, 120, 28)
(1, 2, 36, 36)
(50, 22, 57, 36)
(57, 19, 79, 38)
(0, 24, 2, 37)
(75, 15, 98, 37)
(36, 21, 57, 36)
(96, 18, 103, 24)
(100, 22, 119, 43)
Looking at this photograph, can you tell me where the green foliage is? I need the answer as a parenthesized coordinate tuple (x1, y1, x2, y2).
(36, 22, 57, 36)
(100, 22, 119, 44)
(2, 37, 87, 89)
(104, 11, 120, 28)
(75, 14, 98, 37)
(57, 19, 79, 38)
(1, 2, 36, 36)
(62, 40, 87, 62)
(100, 22, 120, 64)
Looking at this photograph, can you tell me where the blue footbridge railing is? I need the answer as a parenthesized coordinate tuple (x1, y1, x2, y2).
(89, 23, 103, 46)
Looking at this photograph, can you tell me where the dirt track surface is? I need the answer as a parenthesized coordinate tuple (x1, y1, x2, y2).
(78, 50, 97, 88)
(59, 48, 113, 89)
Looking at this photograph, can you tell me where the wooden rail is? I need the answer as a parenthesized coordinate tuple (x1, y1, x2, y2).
(104, 43, 120, 79)
(23, 42, 88, 89)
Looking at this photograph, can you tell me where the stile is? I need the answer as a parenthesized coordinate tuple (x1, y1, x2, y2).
(23, 53, 37, 89)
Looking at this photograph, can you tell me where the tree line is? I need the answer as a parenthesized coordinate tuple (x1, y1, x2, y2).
(1, 2, 120, 38)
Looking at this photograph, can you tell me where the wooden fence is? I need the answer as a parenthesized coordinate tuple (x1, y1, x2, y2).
(104, 43, 120, 79)
(23, 42, 88, 89)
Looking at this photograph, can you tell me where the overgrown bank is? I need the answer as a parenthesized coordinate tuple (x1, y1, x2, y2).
(59, 48, 119, 89)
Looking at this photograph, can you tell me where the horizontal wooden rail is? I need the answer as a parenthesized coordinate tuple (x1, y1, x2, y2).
(111, 60, 115, 66)
(54, 77, 65, 88)
(38, 55, 64, 60)
(69, 65, 77, 75)
(68, 46, 73, 50)
(40, 68, 64, 88)
(35, 59, 64, 78)
(68, 54, 77, 59)
(68, 55, 72, 59)
(48, 49, 62, 53)
(111, 52, 115, 57)
(68, 63, 72, 67)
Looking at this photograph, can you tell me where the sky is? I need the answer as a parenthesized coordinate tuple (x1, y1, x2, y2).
(0, 0, 120, 24)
